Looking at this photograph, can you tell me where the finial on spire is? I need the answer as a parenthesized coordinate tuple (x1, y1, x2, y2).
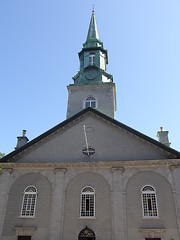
(92, 4, 95, 13)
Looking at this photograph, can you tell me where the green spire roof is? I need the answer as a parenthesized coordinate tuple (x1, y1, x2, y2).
(86, 9, 100, 42)
(83, 9, 103, 49)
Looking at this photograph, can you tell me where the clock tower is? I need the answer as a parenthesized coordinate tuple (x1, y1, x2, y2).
(66, 9, 116, 119)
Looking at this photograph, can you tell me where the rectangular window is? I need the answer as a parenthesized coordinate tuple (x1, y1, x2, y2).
(89, 53, 95, 65)
(21, 193, 36, 216)
(142, 193, 158, 217)
(81, 194, 95, 217)
(91, 101, 96, 108)
(81, 194, 94, 216)
(85, 102, 90, 108)
(18, 236, 31, 240)
(146, 238, 161, 240)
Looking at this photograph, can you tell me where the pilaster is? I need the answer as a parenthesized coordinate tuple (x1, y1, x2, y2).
(168, 165, 180, 239)
(111, 167, 125, 240)
(0, 168, 13, 238)
(49, 168, 67, 240)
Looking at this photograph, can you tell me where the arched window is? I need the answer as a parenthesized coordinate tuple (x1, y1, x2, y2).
(80, 186, 95, 217)
(141, 185, 158, 217)
(78, 226, 96, 240)
(21, 185, 37, 217)
(85, 96, 96, 109)
(89, 52, 95, 65)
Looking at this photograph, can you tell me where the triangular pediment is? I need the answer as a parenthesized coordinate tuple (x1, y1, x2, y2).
(1, 108, 180, 163)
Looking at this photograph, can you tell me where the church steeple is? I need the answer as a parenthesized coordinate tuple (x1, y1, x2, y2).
(66, 10, 116, 119)
(84, 8, 101, 48)
(73, 9, 111, 86)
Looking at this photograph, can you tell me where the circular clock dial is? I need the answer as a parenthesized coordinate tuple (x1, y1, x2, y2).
(85, 69, 98, 80)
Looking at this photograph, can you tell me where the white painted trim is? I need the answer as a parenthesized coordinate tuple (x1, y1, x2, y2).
(89, 52, 95, 66)
(80, 186, 95, 218)
(83, 95, 98, 109)
(20, 185, 37, 218)
(141, 185, 159, 218)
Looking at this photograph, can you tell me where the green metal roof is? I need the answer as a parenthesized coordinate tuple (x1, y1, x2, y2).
(86, 9, 100, 42)
(83, 9, 103, 49)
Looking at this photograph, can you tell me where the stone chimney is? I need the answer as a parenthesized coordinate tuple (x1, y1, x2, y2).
(15, 130, 29, 149)
(157, 126, 171, 147)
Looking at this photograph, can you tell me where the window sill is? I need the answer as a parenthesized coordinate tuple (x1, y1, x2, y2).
(78, 217, 96, 220)
(18, 216, 36, 219)
(141, 217, 160, 220)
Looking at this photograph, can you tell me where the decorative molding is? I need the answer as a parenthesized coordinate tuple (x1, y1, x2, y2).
(169, 164, 180, 169)
(14, 226, 37, 236)
(1, 159, 180, 172)
(54, 168, 67, 174)
(111, 166, 125, 173)
(2, 168, 13, 174)
(139, 228, 165, 238)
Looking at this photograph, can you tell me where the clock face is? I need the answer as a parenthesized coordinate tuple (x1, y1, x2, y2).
(85, 69, 98, 80)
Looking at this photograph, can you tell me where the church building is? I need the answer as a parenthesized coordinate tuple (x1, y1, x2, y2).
(1, 9, 180, 240)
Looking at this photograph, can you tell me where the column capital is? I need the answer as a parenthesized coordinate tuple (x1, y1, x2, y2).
(111, 166, 125, 173)
(54, 168, 67, 174)
(2, 168, 13, 174)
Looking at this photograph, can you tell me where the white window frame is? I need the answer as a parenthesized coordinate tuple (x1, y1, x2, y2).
(89, 52, 95, 65)
(141, 185, 158, 218)
(84, 96, 97, 109)
(80, 186, 95, 218)
(21, 185, 37, 218)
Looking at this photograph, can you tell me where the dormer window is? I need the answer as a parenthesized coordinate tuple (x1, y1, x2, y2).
(85, 96, 96, 109)
(89, 52, 95, 65)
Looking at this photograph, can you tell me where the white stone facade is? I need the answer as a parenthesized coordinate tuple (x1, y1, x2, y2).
(67, 84, 116, 119)
(0, 158, 180, 240)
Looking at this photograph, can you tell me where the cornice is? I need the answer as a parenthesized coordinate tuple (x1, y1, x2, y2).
(1, 159, 180, 170)
(67, 83, 115, 90)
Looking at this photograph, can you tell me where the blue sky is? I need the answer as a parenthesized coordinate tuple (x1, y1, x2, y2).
(1, 0, 180, 154)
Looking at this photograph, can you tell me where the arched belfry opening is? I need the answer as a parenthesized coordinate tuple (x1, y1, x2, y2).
(78, 226, 96, 240)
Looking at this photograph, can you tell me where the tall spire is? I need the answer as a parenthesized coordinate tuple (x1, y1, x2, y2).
(83, 8, 103, 49)
(86, 8, 100, 42)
